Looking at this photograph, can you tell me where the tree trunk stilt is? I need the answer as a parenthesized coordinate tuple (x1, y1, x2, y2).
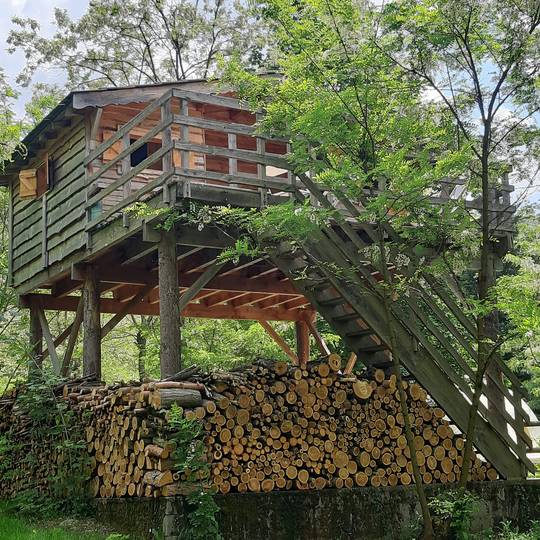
(83, 265, 101, 379)
(28, 302, 43, 378)
(159, 230, 181, 378)
(295, 321, 310, 368)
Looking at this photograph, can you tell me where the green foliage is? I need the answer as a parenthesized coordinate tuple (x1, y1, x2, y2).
(23, 83, 64, 130)
(0, 69, 24, 169)
(429, 490, 482, 540)
(0, 371, 92, 518)
(495, 207, 540, 411)
(494, 521, 540, 540)
(167, 404, 222, 540)
(7, 0, 272, 88)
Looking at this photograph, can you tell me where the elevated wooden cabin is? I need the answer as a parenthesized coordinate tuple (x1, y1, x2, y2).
(0, 80, 534, 481)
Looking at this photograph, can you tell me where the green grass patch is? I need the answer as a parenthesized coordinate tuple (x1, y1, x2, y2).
(0, 506, 127, 540)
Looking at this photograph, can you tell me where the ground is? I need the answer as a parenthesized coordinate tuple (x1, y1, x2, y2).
(0, 505, 127, 540)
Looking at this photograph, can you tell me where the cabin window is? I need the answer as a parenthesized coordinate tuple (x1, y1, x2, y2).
(130, 139, 162, 171)
(19, 155, 53, 199)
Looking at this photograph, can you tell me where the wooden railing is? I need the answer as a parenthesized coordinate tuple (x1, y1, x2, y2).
(84, 88, 295, 232)
(84, 87, 515, 242)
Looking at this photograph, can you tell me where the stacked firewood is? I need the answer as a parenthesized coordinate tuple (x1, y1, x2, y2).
(0, 357, 496, 499)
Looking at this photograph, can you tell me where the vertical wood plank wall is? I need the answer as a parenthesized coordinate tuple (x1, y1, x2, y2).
(11, 120, 87, 288)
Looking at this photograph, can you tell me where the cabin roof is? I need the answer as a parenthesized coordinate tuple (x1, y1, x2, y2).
(0, 78, 217, 185)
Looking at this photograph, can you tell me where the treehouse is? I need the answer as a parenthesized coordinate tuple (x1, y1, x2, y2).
(0, 79, 535, 482)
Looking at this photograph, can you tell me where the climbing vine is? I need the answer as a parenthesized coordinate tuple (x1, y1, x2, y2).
(167, 403, 222, 540)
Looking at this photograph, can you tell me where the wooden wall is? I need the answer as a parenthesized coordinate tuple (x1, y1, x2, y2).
(11, 119, 87, 288)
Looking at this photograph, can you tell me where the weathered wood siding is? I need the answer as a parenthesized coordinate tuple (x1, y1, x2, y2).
(11, 120, 87, 288)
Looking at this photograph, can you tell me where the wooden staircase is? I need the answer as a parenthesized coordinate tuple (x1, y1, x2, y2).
(268, 173, 534, 480)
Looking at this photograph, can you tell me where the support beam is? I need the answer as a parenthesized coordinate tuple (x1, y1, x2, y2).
(28, 302, 43, 377)
(101, 284, 155, 339)
(295, 321, 310, 368)
(178, 259, 227, 312)
(61, 296, 84, 376)
(305, 317, 330, 357)
(83, 266, 101, 379)
(22, 293, 316, 322)
(259, 321, 299, 365)
(66, 265, 300, 295)
(159, 231, 181, 378)
(36, 307, 61, 375)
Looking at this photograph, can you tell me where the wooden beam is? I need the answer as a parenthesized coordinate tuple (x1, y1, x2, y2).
(61, 296, 84, 376)
(159, 230, 181, 378)
(36, 306, 61, 374)
(178, 259, 227, 312)
(343, 353, 358, 375)
(23, 293, 315, 322)
(259, 321, 298, 365)
(67, 265, 300, 296)
(101, 285, 155, 339)
(28, 302, 43, 377)
(305, 317, 330, 357)
(296, 321, 310, 368)
(83, 266, 101, 379)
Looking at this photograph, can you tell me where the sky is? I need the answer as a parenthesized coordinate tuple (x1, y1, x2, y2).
(0, 0, 89, 116)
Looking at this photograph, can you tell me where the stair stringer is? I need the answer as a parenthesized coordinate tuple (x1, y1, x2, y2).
(268, 241, 525, 480)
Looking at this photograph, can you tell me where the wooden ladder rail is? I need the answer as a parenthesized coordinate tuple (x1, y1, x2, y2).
(302, 229, 532, 467)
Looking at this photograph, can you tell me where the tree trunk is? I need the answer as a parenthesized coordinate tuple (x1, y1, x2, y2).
(28, 302, 43, 378)
(377, 233, 434, 540)
(459, 138, 499, 488)
(158, 230, 181, 378)
(136, 328, 147, 381)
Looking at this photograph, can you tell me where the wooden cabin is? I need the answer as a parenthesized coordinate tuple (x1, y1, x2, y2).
(0, 80, 534, 480)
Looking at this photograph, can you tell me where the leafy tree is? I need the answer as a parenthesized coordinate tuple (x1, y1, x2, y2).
(7, 0, 272, 88)
(222, 0, 484, 535)
(497, 206, 540, 410)
(379, 0, 540, 489)
(23, 83, 64, 129)
(0, 70, 23, 167)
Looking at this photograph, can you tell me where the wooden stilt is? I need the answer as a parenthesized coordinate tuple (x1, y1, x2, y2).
(61, 296, 84, 376)
(259, 321, 299, 365)
(36, 307, 61, 374)
(305, 317, 330, 356)
(83, 265, 101, 379)
(28, 301, 43, 377)
(159, 230, 181, 378)
(295, 321, 310, 368)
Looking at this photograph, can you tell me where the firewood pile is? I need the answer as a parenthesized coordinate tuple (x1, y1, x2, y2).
(0, 356, 497, 499)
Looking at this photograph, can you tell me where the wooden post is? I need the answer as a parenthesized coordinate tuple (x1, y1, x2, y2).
(295, 321, 310, 368)
(83, 265, 101, 379)
(28, 302, 43, 377)
(159, 230, 181, 378)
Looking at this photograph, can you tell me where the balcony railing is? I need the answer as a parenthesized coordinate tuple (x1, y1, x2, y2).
(83, 88, 515, 240)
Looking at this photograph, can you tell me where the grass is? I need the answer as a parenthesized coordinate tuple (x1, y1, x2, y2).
(0, 507, 127, 540)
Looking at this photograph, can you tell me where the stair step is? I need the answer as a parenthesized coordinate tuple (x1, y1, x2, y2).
(346, 328, 374, 338)
(318, 296, 345, 307)
(332, 312, 359, 322)
(357, 344, 388, 353)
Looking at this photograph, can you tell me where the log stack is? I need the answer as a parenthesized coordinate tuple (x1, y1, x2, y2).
(0, 357, 497, 499)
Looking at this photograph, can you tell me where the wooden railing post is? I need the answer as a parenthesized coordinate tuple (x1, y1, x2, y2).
(161, 99, 173, 204)
(28, 300, 43, 377)
(159, 230, 181, 377)
(83, 265, 101, 379)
